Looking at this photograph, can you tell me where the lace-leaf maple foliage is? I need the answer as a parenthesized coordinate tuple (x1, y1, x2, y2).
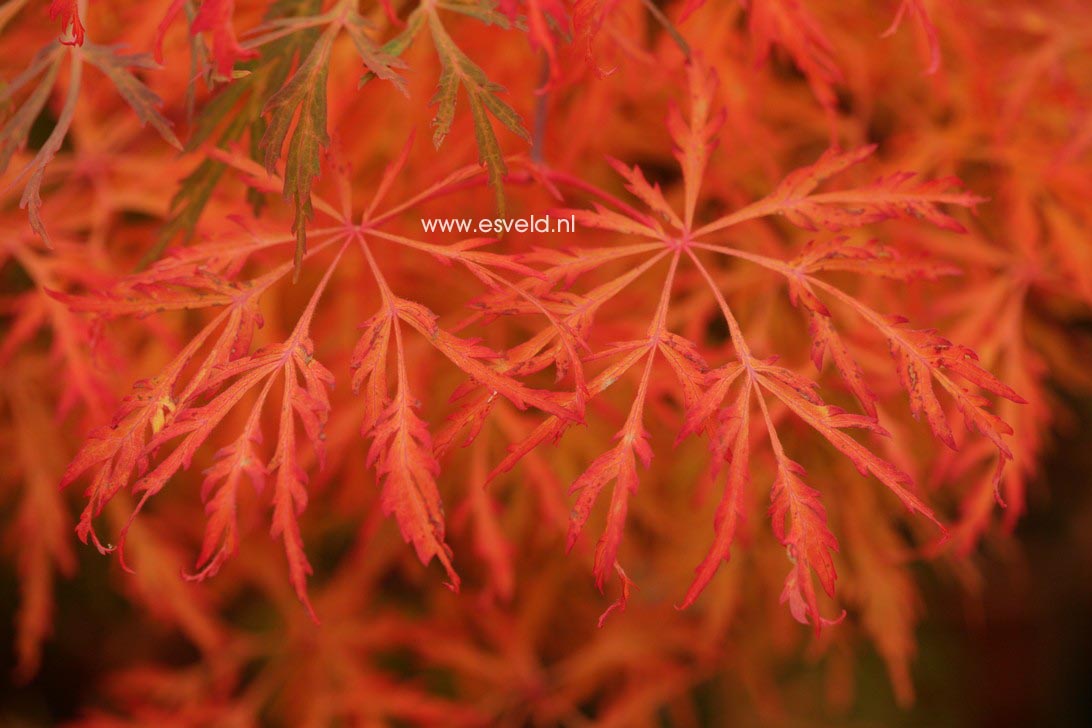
(483, 58, 1023, 628)
(55, 18, 1015, 629)
(2, 0, 1090, 721)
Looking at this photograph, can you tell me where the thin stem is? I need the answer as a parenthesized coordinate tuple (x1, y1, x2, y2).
(626, 250, 681, 431)
(291, 238, 351, 338)
(357, 234, 395, 306)
(368, 166, 488, 228)
(753, 379, 787, 465)
(245, 233, 347, 298)
(638, 0, 691, 58)
(531, 52, 550, 163)
(684, 247, 754, 364)
(690, 240, 794, 276)
(691, 199, 778, 239)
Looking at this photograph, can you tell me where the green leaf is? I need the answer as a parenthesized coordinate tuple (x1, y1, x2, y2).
(0, 45, 63, 175)
(427, 11, 530, 216)
(343, 9, 409, 95)
(436, 0, 513, 28)
(151, 0, 325, 265)
(467, 88, 508, 214)
(83, 45, 182, 150)
(358, 5, 427, 89)
(258, 24, 336, 279)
